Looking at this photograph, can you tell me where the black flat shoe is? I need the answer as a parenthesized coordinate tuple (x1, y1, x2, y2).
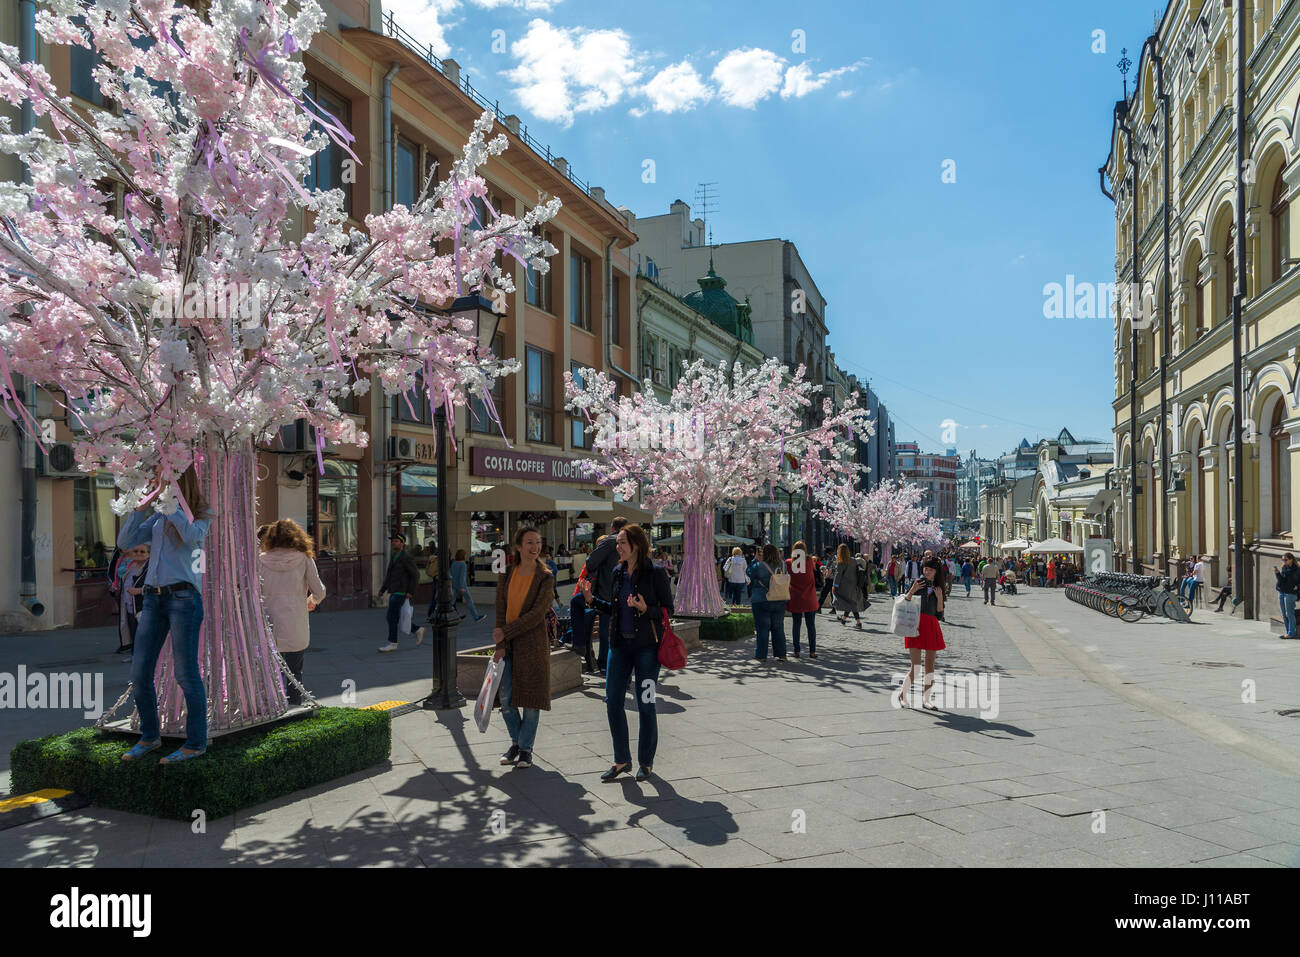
(635, 765, 653, 782)
(600, 763, 631, 782)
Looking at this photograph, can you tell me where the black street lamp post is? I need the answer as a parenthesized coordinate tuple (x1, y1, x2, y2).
(423, 294, 501, 711)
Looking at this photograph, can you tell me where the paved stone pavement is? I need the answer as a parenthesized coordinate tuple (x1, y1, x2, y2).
(2, 585, 1299, 867)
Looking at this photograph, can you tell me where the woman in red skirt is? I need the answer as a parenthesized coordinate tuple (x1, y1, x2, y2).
(895, 557, 946, 710)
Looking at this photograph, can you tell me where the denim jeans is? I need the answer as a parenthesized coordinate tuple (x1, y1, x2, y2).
(605, 641, 658, 767)
(790, 610, 816, 655)
(726, 582, 745, 604)
(1279, 592, 1297, 637)
(131, 589, 207, 751)
(962, 575, 972, 596)
(753, 600, 788, 659)
(454, 586, 481, 619)
(282, 650, 305, 705)
(887, 576, 898, 598)
(498, 652, 540, 752)
(386, 593, 407, 643)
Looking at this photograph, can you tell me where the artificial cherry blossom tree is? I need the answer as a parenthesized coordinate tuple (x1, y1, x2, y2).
(566, 356, 872, 618)
(0, 0, 557, 732)
(816, 479, 946, 563)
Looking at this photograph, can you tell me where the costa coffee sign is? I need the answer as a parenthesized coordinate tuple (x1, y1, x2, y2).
(471, 447, 592, 484)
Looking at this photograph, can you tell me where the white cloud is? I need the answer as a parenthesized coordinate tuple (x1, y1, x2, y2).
(711, 48, 786, 109)
(385, 0, 459, 59)
(643, 60, 712, 114)
(505, 19, 641, 126)
(469, 0, 563, 9)
(782, 59, 869, 98)
(837, 89, 854, 99)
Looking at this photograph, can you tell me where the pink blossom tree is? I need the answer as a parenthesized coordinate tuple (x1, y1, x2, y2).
(566, 356, 872, 617)
(0, 0, 557, 732)
(816, 479, 945, 560)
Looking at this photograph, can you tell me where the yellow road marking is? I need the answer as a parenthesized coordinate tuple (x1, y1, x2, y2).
(0, 788, 72, 813)
(362, 700, 409, 711)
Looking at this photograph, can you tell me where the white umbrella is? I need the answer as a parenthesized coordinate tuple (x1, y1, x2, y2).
(999, 538, 1029, 551)
(1024, 537, 1084, 553)
(959, 541, 981, 550)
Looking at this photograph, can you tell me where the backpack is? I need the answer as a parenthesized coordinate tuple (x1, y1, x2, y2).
(766, 562, 791, 602)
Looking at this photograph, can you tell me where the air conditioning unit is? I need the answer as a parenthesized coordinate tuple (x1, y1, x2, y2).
(277, 420, 338, 455)
(388, 436, 415, 462)
(37, 442, 82, 479)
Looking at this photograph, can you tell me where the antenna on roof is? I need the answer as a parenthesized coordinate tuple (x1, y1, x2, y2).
(694, 181, 719, 245)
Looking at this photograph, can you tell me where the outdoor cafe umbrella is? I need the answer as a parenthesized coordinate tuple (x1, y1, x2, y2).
(656, 532, 755, 547)
(959, 541, 981, 550)
(1023, 537, 1084, 554)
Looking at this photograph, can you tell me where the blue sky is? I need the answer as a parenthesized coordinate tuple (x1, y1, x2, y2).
(386, 0, 1160, 459)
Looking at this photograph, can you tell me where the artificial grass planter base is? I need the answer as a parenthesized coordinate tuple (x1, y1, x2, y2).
(697, 613, 755, 641)
(9, 707, 391, 821)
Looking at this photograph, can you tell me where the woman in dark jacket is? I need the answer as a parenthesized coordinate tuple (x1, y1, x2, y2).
(581, 523, 672, 783)
(493, 526, 554, 770)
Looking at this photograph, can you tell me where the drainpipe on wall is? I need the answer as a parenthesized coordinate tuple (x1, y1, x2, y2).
(1232, 5, 1251, 619)
(18, 0, 42, 618)
(1119, 106, 1141, 574)
(379, 63, 398, 549)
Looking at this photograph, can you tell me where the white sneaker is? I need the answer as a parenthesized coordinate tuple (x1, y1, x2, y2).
(378, 642, 399, 653)
(414, 627, 425, 647)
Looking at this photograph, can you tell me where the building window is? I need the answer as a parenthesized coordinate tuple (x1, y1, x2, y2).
(305, 78, 353, 217)
(394, 135, 419, 208)
(393, 371, 433, 426)
(526, 229, 553, 312)
(73, 472, 118, 577)
(610, 275, 623, 346)
(525, 345, 554, 444)
(570, 250, 591, 330)
(1272, 168, 1290, 284)
(70, 21, 106, 107)
(469, 333, 507, 435)
(1222, 226, 1235, 325)
(570, 362, 588, 449)
(314, 459, 359, 556)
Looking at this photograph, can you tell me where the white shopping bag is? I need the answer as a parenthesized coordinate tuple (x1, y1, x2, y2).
(473, 656, 505, 733)
(890, 596, 921, 638)
(399, 597, 413, 635)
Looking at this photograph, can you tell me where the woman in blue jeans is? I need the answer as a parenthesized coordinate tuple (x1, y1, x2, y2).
(581, 523, 673, 783)
(449, 549, 485, 621)
(117, 467, 214, 765)
(748, 544, 788, 661)
(1275, 552, 1300, 639)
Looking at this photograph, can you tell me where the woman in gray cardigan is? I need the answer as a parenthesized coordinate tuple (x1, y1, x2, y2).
(831, 543, 865, 629)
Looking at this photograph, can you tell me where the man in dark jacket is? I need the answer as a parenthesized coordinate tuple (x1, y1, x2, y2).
(584, 517, 627, 675)
(1275, 552, 1300, 639)
(378, 532, 424, 652)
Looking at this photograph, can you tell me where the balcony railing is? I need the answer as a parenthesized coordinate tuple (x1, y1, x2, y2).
(381, 11, 594, 200)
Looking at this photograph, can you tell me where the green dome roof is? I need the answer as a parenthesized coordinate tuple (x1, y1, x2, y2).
(682, 255, 754, 345)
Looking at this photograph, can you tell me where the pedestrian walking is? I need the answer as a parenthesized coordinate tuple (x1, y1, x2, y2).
(786, 540, 819, 659)
(1046, 557, 1057, 589)
(584, 517, 628, 676)
(886, 557, 899, 598)
(721, 546, 748, 605)
(110, 542, 149, 659)
(494, 526, 554, 770)
(1275, 553, 1300, 639)
(748, 544, 790, 660)
(895, 557, 946, 710)
(258, 518, 326, 705)
(378, 532, 424, 652)
(448, 549, 486, 622)
(580, 523, 673, 783)
(831, 543, 866, 629)
(117, 466, 214, 765)
(981, 557, 999, 605)
(960, 557, 973, 598)
(542, 545, 560, 603)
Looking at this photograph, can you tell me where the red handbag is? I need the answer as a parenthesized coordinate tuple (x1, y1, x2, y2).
(656, 609, 687, 671)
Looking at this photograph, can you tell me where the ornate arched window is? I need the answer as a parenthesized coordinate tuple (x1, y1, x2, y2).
(1272, 167, 1290, 284)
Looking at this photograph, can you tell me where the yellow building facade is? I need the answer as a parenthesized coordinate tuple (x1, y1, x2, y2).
(1103, 0, 1300, 621)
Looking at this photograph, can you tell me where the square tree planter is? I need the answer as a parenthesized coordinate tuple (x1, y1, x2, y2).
(670, 618, 703, 652)
(456, 645, 584, 701)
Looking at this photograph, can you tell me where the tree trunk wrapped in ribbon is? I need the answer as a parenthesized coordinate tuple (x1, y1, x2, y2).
(0, 0, 558, 732)
(565, 357, 872, 618)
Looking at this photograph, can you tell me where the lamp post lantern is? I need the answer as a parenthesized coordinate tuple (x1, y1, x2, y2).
(423, 293, 502, 710)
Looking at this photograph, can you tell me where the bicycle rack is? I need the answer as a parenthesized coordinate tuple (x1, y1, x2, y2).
(1065, 572, 1193, 623)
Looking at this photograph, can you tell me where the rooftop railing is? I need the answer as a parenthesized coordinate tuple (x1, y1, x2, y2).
(381, 11, 594, 200)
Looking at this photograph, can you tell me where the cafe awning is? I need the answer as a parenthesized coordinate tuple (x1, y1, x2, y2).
(610, 500, 655, 524)
(1024, 537, 1084, 553)
(1083, 488, 1119, 518)
(454, 483, 614, 514)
